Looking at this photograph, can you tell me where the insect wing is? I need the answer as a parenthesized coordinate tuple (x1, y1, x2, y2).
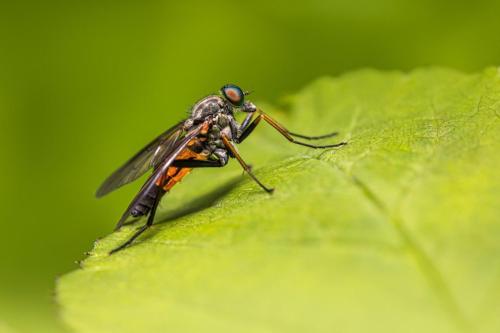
(114, 123, 204, 229)
(96, 121, 185, 198)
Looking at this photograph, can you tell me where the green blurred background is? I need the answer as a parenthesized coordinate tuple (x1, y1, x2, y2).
(1, 0, 500, 332)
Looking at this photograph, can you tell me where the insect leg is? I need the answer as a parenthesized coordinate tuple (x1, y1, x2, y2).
(240, 112, 254, 130)
(238, 110, 346, 149)
(287, 131, 338, 140)
(109, 189, 163, 254)
(221, 134, 274, 193)
(171, 160, 224, 168)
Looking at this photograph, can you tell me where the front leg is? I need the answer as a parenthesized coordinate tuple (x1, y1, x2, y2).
(237, 110, 346, 148)
(239, 112, 254, 133)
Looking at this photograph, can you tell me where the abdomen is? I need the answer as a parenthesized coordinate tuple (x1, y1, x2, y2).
(130, 144, 208, 217)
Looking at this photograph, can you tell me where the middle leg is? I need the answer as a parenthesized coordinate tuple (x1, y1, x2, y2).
(221, 134, 274, 193)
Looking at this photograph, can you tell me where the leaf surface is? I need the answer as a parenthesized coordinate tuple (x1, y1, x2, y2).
(57, 68, 500, 333)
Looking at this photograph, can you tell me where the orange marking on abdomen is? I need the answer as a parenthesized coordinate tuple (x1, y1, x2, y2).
(155, 144, 209, 191)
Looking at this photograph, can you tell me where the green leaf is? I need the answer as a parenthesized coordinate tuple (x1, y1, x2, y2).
(57, 68, 500, 333)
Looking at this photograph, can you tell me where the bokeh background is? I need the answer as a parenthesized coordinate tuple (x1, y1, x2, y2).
(1, 1, 500, 332)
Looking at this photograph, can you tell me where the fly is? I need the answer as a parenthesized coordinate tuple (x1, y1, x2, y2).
(96, 84, 347, 254)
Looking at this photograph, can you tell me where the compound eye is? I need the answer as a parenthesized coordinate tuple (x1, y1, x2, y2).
(221, 84, 244, 106)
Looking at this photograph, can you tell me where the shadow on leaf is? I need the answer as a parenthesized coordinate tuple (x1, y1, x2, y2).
(155, 175, 244, 225)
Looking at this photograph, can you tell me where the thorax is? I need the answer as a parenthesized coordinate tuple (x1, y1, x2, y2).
(190, 95, 226, 120)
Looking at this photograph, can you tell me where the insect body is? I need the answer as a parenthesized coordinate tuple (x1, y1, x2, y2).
(97, 84, 346, 254)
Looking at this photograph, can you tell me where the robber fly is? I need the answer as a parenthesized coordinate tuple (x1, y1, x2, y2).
(97, 84, 346, 254)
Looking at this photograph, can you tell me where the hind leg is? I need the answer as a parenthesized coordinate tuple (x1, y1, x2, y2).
(109, 191, 163, 254)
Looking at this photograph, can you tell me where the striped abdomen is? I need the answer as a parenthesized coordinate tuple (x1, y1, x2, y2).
(130, 185, 165, 217)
